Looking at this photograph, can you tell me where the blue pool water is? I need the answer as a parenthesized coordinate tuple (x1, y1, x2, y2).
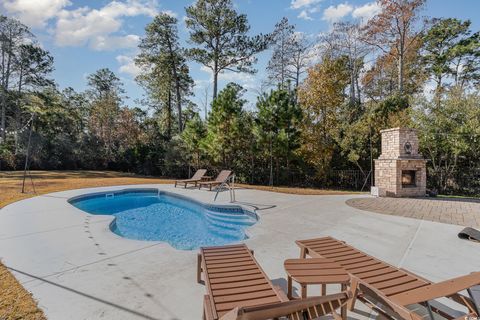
(69, 189, 257, 250)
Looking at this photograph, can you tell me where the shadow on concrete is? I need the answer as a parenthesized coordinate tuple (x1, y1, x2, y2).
(271, 278, 297, 297)
(271, 278, 370, 320)
(233, 201, 277, 211)
(7, 266, 179, 320)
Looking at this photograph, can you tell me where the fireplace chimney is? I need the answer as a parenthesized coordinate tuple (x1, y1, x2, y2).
(372, 128, 427, 197)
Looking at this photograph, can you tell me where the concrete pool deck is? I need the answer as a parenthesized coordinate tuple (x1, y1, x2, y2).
(0, 184, 479, 320)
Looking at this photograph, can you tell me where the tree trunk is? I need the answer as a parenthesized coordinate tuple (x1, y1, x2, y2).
(350, 66, 356, 107)
(0, 47, 4, 142)
(213, 66, 218, 101)
(355, 74, 361, 105)
(212, 35, 220, 100)
(1, 40, 12, 143)
(14, 68, 23, 153)
(167, 89, 172, 139)
(174, 78, 182, 131)
(434, 75, 442, 108)
(398, 53, 404, 94)
(269, 137, 273, 186)
(294, 65, 300, 103)
(0, 95, 5, 142)
(280, 37, 285, 89)
(166, 38, 183, 132)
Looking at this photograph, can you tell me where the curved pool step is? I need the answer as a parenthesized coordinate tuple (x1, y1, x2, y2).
(204, 209, 253, 219)
(204, 211, 256, 226)
(206, 219, 240, 231)
(207, 223, 245, 240)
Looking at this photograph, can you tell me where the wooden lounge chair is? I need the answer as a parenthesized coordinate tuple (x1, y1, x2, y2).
(174, 169, 207, 188)
(197, 244, 351, 320)
(296, 236, 480, 320)
(198, 170, 232, 191)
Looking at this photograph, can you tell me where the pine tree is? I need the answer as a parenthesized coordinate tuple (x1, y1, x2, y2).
(136, 13, 193, 135)
(255, 88, 302, 185)
(202, 83, 246, 166)
(185, 0, 270, 99)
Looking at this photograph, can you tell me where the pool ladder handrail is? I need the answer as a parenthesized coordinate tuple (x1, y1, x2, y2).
(214, 174, 236, 203)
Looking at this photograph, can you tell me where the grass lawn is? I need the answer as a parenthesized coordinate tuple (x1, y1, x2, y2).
(0, 170, 174, 209)
(0, 170, 360, 319)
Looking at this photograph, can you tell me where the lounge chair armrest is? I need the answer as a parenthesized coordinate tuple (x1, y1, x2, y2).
(390, 272, 480, 306)
(228, 291, 352, 320)
(220, 307, 240, 320)
(358, 282, 418, 320)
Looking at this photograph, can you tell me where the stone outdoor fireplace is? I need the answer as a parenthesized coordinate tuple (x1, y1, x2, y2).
(373, 128, 427, 197)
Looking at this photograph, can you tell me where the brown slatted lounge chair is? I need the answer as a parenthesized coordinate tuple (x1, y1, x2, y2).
(197, 243, 352, 320)
(296, 236, 480, 320)
(174, 169, 207, 188)
(198, 170, 232, 191)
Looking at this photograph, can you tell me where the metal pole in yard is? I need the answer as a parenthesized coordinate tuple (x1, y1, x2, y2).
(370, 126, 374, 187)
(22, 115, 34, 193)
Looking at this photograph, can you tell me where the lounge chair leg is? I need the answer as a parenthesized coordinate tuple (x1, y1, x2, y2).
(301, 285, 307, 298)
(341, 283, 347, 320)
(300, 247, 306, 258)
(287, 276, 293, 299)
(203, 295, 214, 320)
(197, 253, 202, 284)
(348, 277, 359, 311)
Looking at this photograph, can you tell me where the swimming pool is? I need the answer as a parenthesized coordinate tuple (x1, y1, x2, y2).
(68, 189, 257, 250)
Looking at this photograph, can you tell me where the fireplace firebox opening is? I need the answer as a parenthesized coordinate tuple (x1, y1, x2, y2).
(402, 170, 416, 187)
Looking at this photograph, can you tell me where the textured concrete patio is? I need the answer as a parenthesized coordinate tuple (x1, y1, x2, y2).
(347, 197, 480, 227)
(0, 185, 479, 320)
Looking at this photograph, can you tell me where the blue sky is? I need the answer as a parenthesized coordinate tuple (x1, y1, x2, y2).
(1, 0, 479, 114)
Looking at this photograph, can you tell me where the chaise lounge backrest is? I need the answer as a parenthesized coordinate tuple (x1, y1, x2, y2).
(296, 237, 430, 297)
(296, 236, 480, 319)
(199, 244, 284, 319)
(191, 169, 207, 180)
(198, 243, 352, 320)
(215, 170, 232, 183)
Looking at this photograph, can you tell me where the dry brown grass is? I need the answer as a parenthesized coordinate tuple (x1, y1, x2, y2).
(238, 184, 361, 195)
(0, 170, 360, 319)
(0, 264, 47, 320)
(0, 170, 173, 209)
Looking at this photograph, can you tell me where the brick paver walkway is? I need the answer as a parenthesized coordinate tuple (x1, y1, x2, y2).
(346, 197, 480, 227)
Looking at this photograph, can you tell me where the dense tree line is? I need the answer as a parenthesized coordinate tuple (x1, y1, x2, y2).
(1, 0, 479, 195)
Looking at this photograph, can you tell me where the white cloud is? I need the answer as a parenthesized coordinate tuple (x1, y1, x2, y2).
(290, 0, 322, 9)
(298, 10, 313, 21)
(194, 79, 210, 88)
(322, 3, 353, 23)
(2, 0, 70, 28)
(90, 35, 140, 51)
(219, 72, 254, 84)
(54, 0, 157, 50)
(162, 10, 178, 18)
(299, 5, 322, 20)
(199, 65, 255, 88)
(352, 2, 381, 21)
(116, 54, 141, 77)
(200, 65, 213, 75)
(2, 0, 159, 51)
